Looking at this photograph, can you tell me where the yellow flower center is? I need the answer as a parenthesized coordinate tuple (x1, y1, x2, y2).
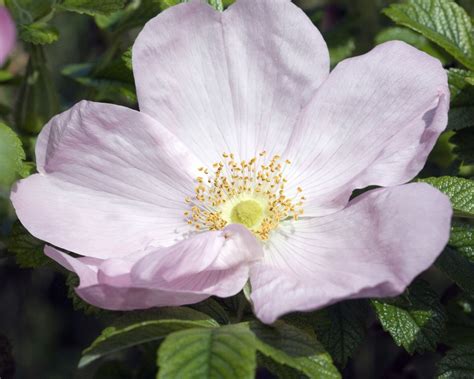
(230, 200, 264, 228)
(184, 151, 305, 240)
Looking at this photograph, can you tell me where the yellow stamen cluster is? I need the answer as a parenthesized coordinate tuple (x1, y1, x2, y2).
(184, 151, 305, 240)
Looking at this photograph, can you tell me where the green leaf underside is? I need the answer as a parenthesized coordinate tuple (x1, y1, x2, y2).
(0, 124, 26, 188)
(157, 324, 256, 379)
(251, 321, 340, 379)
(80, 308, 219, 368)
(57, 0, 127, 15)
(383, 0, 474, 70)
(371, 280, 446, 354)
(437, 345, 474, 378)
(311, 301, 368, 368)
(420, 177, 474, 217)
(436, 247, 474, 295)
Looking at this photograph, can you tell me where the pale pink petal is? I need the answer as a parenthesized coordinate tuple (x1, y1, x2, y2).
(0, 7, 15, 65)
(46, 246, 210, 309)
(133, 0, 329, 165)
(131, 224, 262, 297)
(11, 101, 201, 258)
(285, 41, 449, 216)
(250, 183, 452, 324)
(45, 225, 261, 310)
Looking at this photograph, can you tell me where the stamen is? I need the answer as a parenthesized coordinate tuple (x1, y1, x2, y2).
(184, 152, 305, 240)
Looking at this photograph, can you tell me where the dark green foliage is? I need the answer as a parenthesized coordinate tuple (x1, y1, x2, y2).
(371, 280, 447, 354)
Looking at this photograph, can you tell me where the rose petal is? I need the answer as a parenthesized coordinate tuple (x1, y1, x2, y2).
(45, 225, 262, 310)
(250, 183, 452, 324)
(286, 41, 449, 216)
(12, 101, 201, 258)
(133, 0, 329, 165)
(0, 7, 15, 65)
(131, 224, 262, 297)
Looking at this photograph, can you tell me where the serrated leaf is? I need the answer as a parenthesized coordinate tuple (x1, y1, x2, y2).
(157, 323, 256, 379)
(19, 23, 59, 45)
(311, 300, 368, 368)
(450, 221, 474, 262)
(383, 0, 474, 70)
(6, 222, 47, 268)
(57, 0, 126, 15)
(371, 280, 446, 354)
(250, 321, 340, 379)
(448, 68, 474, 102)
(66, 274, 103, 316)
(0, 123, 26, 188)
(122, 48, 132, 70)
(436, 247, 474, 295)
(375, 26, 448, 63)
(437, 345, 474, 378)
(80, 308, 218, 368)
(420, 176, 474, 217)
(450, 128, 474, 165)
(447, 107, 474, 131)
(447, 69, 474, 131)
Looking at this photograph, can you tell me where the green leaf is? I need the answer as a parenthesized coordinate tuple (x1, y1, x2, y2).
(375, 26, 448, 63)
(0, 124, 26, 188)
(443, 293, 474, 347)
(122, 48, 132, 70)
(157, 323, 256, 379)
(160, 0, 223, 11)
(57, 0, 127, 15)
(250, 321, 340, 378)
(447, 107, 474, 131)
(80, 308, 218, 368)
(448, 68, 474, 102)
(311, 301, 368, 368)
(371, 280, 446, 354)
(66, 274, 103, 316)
(383, 0, 474, 70)
(437, 345, 474, 378)
(95, 0, 162, 34)
(447, 69, 474, 131)
(62, 60, 136, 103)
(6, 222, 47, 268)
(190, 298, 230, 325)
(420, 176, 474, 218)
(450, 221, 474, 262)
(5, 0, 55, 24)
(207, 0, 223, 11)
(19, 23, 59, 45)
(450, 128, 474, 165)
(436, 247, 474, 295)
(15, 45, 59, 134)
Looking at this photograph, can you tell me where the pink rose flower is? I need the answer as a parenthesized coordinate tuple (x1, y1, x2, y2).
(11, 0, 452, 324)
(0, 7, 15, 66)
